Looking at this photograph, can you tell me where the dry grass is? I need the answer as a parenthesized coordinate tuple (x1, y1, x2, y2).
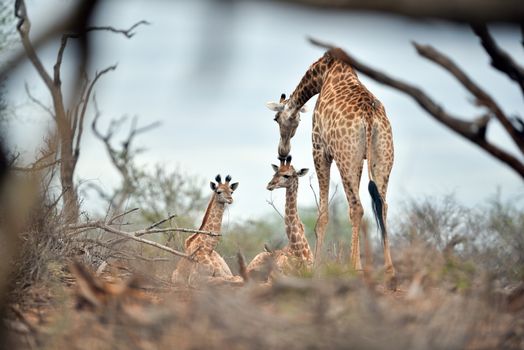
(2, 239, 523, 350)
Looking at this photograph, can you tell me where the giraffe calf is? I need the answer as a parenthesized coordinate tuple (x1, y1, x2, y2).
(247, 156, 314, 281)
(172, 174, 243, 286)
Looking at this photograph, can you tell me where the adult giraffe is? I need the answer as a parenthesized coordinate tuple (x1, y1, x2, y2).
(266, 47, 396, 288)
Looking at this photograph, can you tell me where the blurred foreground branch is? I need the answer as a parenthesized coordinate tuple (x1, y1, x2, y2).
(276, 0, 524, 23)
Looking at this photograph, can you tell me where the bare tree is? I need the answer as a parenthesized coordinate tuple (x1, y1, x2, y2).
(309, 31, 524, 180)
(15, 0, 147, 223)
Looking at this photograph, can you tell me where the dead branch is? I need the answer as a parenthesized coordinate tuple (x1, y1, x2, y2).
(11, 159, 60, 172)
(309, 175, 320, 211)
(108, 207, 139, 225)
(10, 150, 60, 173)
(73, 65, 118, 157)
(147, 213, 177, 230)
(66, 208, 221, 260)
(309, 37, 524, 179)
(67, 221, 189, 259)
(91, 104, 160, 214)
(84, 21, 150, 38)
(273, 0, 524, 23)
(74, 238, 171, 263)
(24, 83, 55, 119)
(135, 227, 221, 238)
(471, 24, 524, 97)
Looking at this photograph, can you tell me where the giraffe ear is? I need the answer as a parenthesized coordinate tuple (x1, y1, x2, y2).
(300, 105, 309, 113)
(297, 168, 309, 177)
(210, 182, 217, 191)
(230, 182, 239, 191)
(266, 102, 284, 112)
(271, 164, 279, 172)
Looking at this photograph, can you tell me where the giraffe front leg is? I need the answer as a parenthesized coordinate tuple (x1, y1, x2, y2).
(312, 145, 331, 269)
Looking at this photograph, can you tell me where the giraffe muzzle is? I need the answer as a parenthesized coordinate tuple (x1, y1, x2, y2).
(278, 142, 291, 158)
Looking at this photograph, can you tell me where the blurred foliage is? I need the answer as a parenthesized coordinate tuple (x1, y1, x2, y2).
(126, 164, 208, 228)
(393, 192, 524, 284)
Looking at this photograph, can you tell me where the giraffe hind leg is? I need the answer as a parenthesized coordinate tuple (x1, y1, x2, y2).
(369, 123, 396, 290)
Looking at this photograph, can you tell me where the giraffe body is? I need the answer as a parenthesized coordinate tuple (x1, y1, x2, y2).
(247, 157, 313, 280)
(266, 49, 396, 288)
(172, 175, 243, 286)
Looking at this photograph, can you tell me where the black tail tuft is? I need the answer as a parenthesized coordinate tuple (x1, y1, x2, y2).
(368, 180, 386, 245)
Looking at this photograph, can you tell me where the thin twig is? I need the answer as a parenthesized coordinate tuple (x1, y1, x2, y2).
(309, 175, 320, 211)
(108, 207, 139, 225)
(266, 192, 285, 220)
(24, 82, 55, 119)
(147, 213, 177, 230)
(84, 21, 150, 38)
(136, 227, 221, 238)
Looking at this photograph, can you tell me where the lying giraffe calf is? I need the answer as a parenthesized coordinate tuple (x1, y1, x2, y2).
(172, 175, 243, 286)
(247, 156, 313, 280)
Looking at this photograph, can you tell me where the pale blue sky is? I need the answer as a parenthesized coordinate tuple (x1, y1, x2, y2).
(5, 0, 523, 224)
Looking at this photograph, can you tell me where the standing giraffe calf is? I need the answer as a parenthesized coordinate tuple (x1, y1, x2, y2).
(172, 175, 242, 286)
(266, 47, 396, 289)
(247, 156, 313, 280)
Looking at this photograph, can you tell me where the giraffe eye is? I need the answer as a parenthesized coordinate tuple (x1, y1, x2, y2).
(283, 175, 290, 179)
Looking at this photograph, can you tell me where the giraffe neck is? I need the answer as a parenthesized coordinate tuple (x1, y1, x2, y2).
(287, 52, 334, 111)
(284, 181, 312, 262)
(186, 195, 224, 254)
(288, 49, 360, 112)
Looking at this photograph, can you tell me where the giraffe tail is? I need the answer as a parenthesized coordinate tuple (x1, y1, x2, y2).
(368, 180, 386, 246)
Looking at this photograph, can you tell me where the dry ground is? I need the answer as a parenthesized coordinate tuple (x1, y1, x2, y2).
(3, 244, 524, 350)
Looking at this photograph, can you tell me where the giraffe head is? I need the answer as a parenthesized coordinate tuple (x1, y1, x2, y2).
(267, 155, 309, 191)
(266, 93, 308, 158)
(210, 174, 238, 204)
